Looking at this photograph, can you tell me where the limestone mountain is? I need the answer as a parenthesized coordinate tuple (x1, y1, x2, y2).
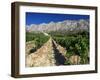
(26, 19, 89, 33)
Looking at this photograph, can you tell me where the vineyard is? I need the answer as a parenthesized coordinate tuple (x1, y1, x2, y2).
(49, 31, 89, 65)
(26, 31, 89, 66)
(26, 32, 50, 53)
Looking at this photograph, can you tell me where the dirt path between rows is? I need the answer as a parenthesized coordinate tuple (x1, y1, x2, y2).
(26, 37, 67, 67)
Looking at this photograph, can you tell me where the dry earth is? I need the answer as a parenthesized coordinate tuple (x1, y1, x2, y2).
(26, 37, 67, 67)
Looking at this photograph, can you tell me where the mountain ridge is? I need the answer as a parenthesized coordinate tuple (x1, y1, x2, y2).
(26, 19, 89, 33)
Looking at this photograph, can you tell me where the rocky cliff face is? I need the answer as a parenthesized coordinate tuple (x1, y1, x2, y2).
(26, 19, 89, 33)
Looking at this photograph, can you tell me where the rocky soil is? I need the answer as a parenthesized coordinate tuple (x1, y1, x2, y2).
(26, 37, 67, 67)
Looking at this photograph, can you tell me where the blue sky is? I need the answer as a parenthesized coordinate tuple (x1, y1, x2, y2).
(26, 12, 89, 26)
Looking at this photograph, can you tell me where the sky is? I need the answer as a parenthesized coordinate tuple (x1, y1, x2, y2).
(26, 12, 89, 26)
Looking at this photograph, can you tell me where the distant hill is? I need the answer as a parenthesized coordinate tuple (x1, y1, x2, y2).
(26, 19, 89, 33)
